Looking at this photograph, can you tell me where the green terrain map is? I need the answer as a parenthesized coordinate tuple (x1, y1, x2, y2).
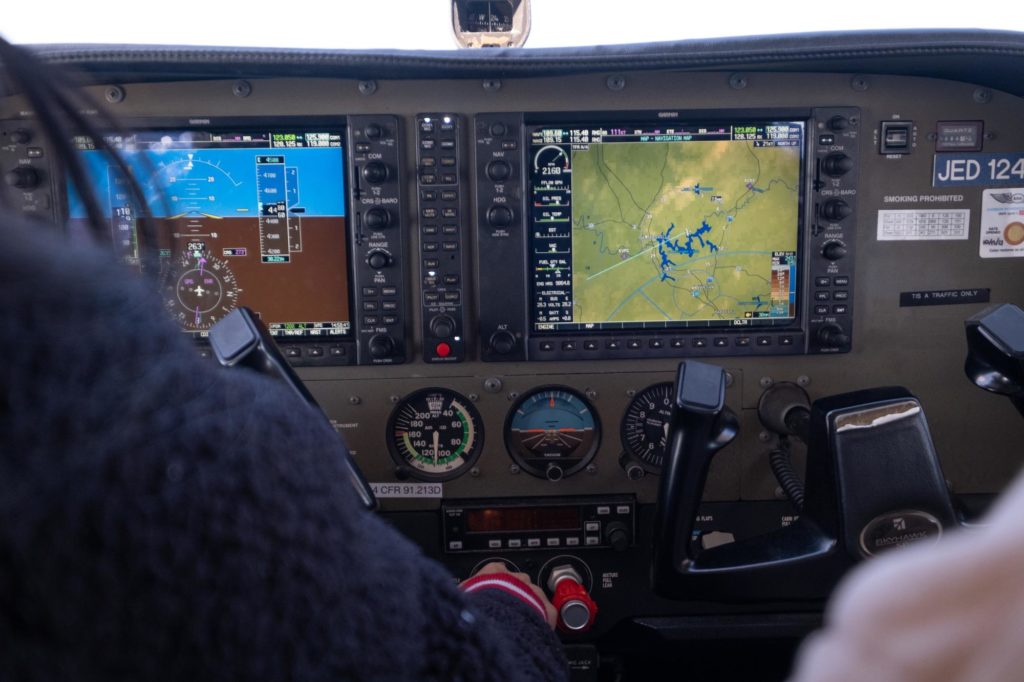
(570, 139, 800, 324)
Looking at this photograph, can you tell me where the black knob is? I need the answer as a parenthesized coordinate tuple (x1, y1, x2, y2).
(545, 464, 564, 481)
(9, 129, 31, 145)
(822, 240, 848, 261)
(828, 115, 850, 132)
(364, 207, 390, 230)
(486, 160, 512, 182)
(820, 199, 852, 222)
(362, 161, 389, 185)
(489, 122, 507, 137)
(368, 333, 396, 359)
(822, 153, 854, 177)
(366, 249, 392, 269)
(4, 166, 40, 190)
(604, 521, 630, 552)
(624, 463, 645, 481)
(363, 123, 383, 140)
(817, 324, 850, 348)
(487, 205, 513, 228)
(489, 330, 516, 355)
(430, 315, 456, 339)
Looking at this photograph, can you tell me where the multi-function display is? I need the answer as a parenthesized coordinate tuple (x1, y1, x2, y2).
(527, 121, 804, 334)
(69, 130, 351, 339)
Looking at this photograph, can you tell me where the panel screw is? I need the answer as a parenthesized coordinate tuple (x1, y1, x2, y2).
(758, 430, 772, 443)
(625, 388, 636, 398)
(606, 74, 626, 91)
(728, 73, 748, 90)
(797, 375, 811, 387)
(358, 80, 378, 96)
(586, 464, 598, 475)
(468, 393, 480, 402)
(850, 76, 870, 92)
(470, 467, 481, 478)
(104, 85, 126, 103)
(759, 376, 774, 388)
(389, 394, 400, 404)
(973, 88, 992, 104)
(232, 80, 252, 98)
(483, 377, 503, 393)
(984, 131, 997, 141)
(509, 464, 521, 475)
(586, 389, 598, 400)
(507, 391, 519, 401)
(482, 79, 502, 92)
(349, 396, 362, 405)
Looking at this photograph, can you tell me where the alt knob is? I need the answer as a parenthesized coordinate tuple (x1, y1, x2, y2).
(820, 199, 852, 221)
(822, 153, 854, 177)
(822, 240, 848, 261)
(368, 334, 396, 359)
(364, 207, 390, 230)
(817, 324, 851, 349)
(487, 205, 513, 228)
(4, 166, 40, 190)
(429, 315, 456, 339)
(486, 160, 512, 182)
(604, 522, 630, 552)
(366, 249, 392, 269)
(362, 161, 389, 185)
(489, 330, 516, 355)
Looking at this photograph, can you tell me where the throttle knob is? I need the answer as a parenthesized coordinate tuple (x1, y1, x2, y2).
(822, 153, 854, 177)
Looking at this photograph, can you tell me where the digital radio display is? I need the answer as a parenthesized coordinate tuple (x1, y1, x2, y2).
(527, 121, 804, 334)
(69, 130, 351, 339)
(466, 506, 582, 533)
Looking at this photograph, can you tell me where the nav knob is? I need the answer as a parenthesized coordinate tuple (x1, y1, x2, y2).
(366, 249, 392, 269)
(822, 153, 854, 177)
(487, 205, 513, 228)
(4, 166, 40, 190)
(365, 207, 390, 230)
(489, 330, 516, 355)
(368, 333, 396, 359)
(430, 315, 456, 339)
(817, 324, 851, 348)
(822, 240, 848, 261)
(820, 199, 852, 221)
(546, 565, 598, 633)
(486, 160, 512, 182)
(362, 161, 389, 185)
(604, 521, 630, 552)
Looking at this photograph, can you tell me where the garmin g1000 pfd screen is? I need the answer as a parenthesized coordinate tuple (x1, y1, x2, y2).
(528, 121, 804, 334)
(68, 130, 351, 339)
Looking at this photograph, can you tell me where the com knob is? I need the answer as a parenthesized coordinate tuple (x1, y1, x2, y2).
(820, 199, 852, 222)
(366, 249, 392, 269)
(822, 153, 854, 177)
(604, 521, 630, 552)
(4, 166, 40, 190)
(822, 240, 848, 261)
(362, 161, 389, 185)
(364, 207, 391, 230)
(430, 315, 456, 339)
(487, 205, 513, 228)
(489, 330, 516, 355)
(486, 160, 512, 182)
(817, 324, 851, 349)
(368, 333, 396, 359)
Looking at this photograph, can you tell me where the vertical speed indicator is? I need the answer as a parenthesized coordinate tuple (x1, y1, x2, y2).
(387, 388, 484, 481)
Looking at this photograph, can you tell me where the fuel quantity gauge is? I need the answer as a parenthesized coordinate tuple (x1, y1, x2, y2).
(387, 388, 484, 481)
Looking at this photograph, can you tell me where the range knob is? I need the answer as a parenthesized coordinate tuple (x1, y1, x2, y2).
(604, 521, 630, 552)
(4, 166, 40, 190)
(486, 160, 512, 182)
(362, 161, 389, 185)
(366, 249, 392, 269)
(822, 153, 854, 177)
(820, 199, 852, 221)
(364, 207, 391, 230)
(488, 330, 516, 355)
(487, 205, 513, 228)
(9, 129, 32, 145)
(429, 315, 456, 339)
(822, 240, 848, 261)
(368, 333, 396, 359)
(828, 115, 850, 132)
(363, 123, 383, 140)
(817, 324, 851, 349)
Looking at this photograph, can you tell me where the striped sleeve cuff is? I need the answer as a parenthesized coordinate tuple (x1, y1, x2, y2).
(459, 572, 548, 623)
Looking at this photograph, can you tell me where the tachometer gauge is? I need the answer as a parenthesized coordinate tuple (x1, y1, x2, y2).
(387, 388, 484, 481)
(164, 246, 241, 331)
(505, 387, 600, 480)
(620, 382, 674, 475)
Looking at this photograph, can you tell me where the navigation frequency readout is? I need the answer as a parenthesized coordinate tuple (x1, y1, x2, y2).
(528, 122, 804, 333)
(69, 130, 351, 338)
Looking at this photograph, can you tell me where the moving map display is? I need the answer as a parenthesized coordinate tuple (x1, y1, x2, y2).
(69, 130, 350, 338)
(528, 121, 804, 333)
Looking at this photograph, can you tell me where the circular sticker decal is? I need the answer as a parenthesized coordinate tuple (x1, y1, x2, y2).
(1004, 221, 1024, 246)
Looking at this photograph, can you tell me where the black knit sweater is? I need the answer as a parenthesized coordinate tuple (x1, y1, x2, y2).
(0, 218, 568, 682)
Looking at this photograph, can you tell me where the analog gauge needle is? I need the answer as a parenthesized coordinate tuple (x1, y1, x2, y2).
(661, 421, 669, 447)
(194, 305, 201, 326)
(432, 429, 441, 464)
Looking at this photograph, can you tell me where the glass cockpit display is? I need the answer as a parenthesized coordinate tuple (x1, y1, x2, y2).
(527, 121, 804, 334)
(68, 130, 351, 338)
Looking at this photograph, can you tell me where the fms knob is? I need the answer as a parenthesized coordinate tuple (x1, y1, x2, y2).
(4, 166, 40, 190)
(429, 315, 456, 339)
(817, 324, 851, 348)
(368, 333, 396, 359)
(822, 153, 854, 177)
(362, 161, 389, 185)
(822, 240, 848, 261)
(366, 249, 392, 269)
(364, 207, 391, 230)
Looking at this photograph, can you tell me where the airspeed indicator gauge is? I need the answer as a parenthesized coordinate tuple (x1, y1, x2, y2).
(387, 388, 484, 481)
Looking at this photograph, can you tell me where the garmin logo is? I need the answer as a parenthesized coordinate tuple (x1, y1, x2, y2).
(188, 118, 212, 125)
(657, 111, 680, 119)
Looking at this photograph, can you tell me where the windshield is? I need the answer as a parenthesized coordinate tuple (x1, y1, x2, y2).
(4, 0, 1019, 48)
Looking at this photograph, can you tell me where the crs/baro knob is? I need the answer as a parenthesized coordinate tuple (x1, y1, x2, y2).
(364, 207, 391, 230)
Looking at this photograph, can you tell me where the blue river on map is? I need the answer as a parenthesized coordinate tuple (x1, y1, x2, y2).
(67, 146, 346, 219)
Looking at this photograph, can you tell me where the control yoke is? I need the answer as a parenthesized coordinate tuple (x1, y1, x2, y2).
(652, 360, 957, 601)
(965, 303, 1024, 418)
